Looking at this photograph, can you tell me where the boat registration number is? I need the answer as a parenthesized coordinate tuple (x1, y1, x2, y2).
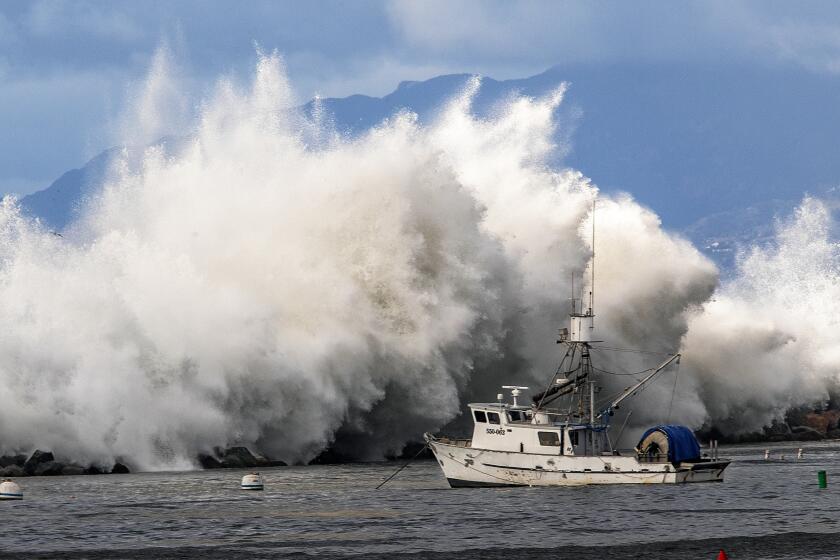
(486, 428, 506, 435)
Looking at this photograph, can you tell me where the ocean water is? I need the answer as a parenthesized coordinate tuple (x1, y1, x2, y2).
(3, 442, 840, 559)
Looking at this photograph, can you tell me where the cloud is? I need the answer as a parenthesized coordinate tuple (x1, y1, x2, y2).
(0, 12, 17, 44)
(385, 1, 607, 64)
(25, 0, 145, 42)
(755, 21, 840, 73)
(386, 0, 840, 74)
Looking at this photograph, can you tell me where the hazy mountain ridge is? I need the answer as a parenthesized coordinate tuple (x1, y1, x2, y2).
(20, 148, 116, 231)
(20, 65, 840, 265)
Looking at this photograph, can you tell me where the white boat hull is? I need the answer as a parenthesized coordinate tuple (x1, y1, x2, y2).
(427, 439, 728, 487)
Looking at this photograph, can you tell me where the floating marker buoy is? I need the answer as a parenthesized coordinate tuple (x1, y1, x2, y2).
(818, 470, 828, 488)
(717, 549, 728, 560)
(0, 479, 23, 500)
(241, 472, 264, 491)
(797, 448, 803, 460)
(764, 449, 770, 460)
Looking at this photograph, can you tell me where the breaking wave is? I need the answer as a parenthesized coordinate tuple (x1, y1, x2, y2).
(0, 51, 836, 468)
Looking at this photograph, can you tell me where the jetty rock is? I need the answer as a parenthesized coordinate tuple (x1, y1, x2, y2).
(790, 426, 825, 441)
(3, 450, 132, 477)
(33, 461, 65, 476)
(199, 446, 286, 469)
(0, 465, 24, 477)
(0, 454, 26, 468)
(23, 450, 55, 475)
(197, 454, 222, 469)
(220, 446, 261, 468)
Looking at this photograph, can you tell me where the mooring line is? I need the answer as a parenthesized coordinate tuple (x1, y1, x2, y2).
(375, 445, 429, 490)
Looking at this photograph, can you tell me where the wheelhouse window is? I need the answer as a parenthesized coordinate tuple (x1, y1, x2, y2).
(508, 410, 525, 422)
(487, 412, 501, 425)
(538, 431, 560, 446)
(473, 410, 487, 423)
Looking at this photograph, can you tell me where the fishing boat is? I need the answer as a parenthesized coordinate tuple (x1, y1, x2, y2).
(424, 209, 730, 487)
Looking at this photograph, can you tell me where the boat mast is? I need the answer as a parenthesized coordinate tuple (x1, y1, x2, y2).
(532, 199, 599, 450)
(590, 199, 595, 323)
(588, 199, 595, 433)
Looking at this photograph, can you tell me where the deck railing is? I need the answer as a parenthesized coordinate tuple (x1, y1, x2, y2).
(435, 437, 472, 448)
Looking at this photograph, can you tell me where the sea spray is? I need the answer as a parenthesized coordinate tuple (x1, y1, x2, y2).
(0, 51, 829, 469)
(683, 197, 840, 432)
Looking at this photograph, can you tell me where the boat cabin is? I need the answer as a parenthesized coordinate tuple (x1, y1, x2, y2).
(468, 403, 610, 456)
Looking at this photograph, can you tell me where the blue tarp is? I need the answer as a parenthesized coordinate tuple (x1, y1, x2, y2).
(638, 425, 701, 463)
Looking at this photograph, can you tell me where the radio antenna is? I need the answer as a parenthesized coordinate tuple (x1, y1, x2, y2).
(590, 199, 596, 327)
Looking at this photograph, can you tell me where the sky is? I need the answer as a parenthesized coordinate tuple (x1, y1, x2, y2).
(3, 0, 840, 196)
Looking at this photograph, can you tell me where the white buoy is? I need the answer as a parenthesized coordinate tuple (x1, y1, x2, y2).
(764, 449, 770, 460)
(797, 448, 803, 460)
(241, 472, 264, 491)
(0, 479, 23, 500)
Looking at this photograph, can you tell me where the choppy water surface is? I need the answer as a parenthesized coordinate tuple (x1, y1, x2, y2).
(4, 442, 840, 559)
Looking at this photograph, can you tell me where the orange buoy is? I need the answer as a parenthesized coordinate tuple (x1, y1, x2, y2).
(717, 550, 728, 560)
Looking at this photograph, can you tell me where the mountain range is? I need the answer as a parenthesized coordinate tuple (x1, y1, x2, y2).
(20, 64, 840, 267)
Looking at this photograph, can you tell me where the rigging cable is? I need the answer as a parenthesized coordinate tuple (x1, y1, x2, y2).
(593, 366, 654, 377)
(593, 365, 670, 413)
(590, 345, 673, 357)
(665, 359, 681, 423)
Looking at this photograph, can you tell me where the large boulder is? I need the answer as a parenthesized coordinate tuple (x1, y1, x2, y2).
(23, 450, 54, 475)
(220, 446, 259, 468)
(111, 462, 130, 474)
(309, 447, 355, 465)
(34, 461, 65, 476)
(198, 454, 222, 469)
